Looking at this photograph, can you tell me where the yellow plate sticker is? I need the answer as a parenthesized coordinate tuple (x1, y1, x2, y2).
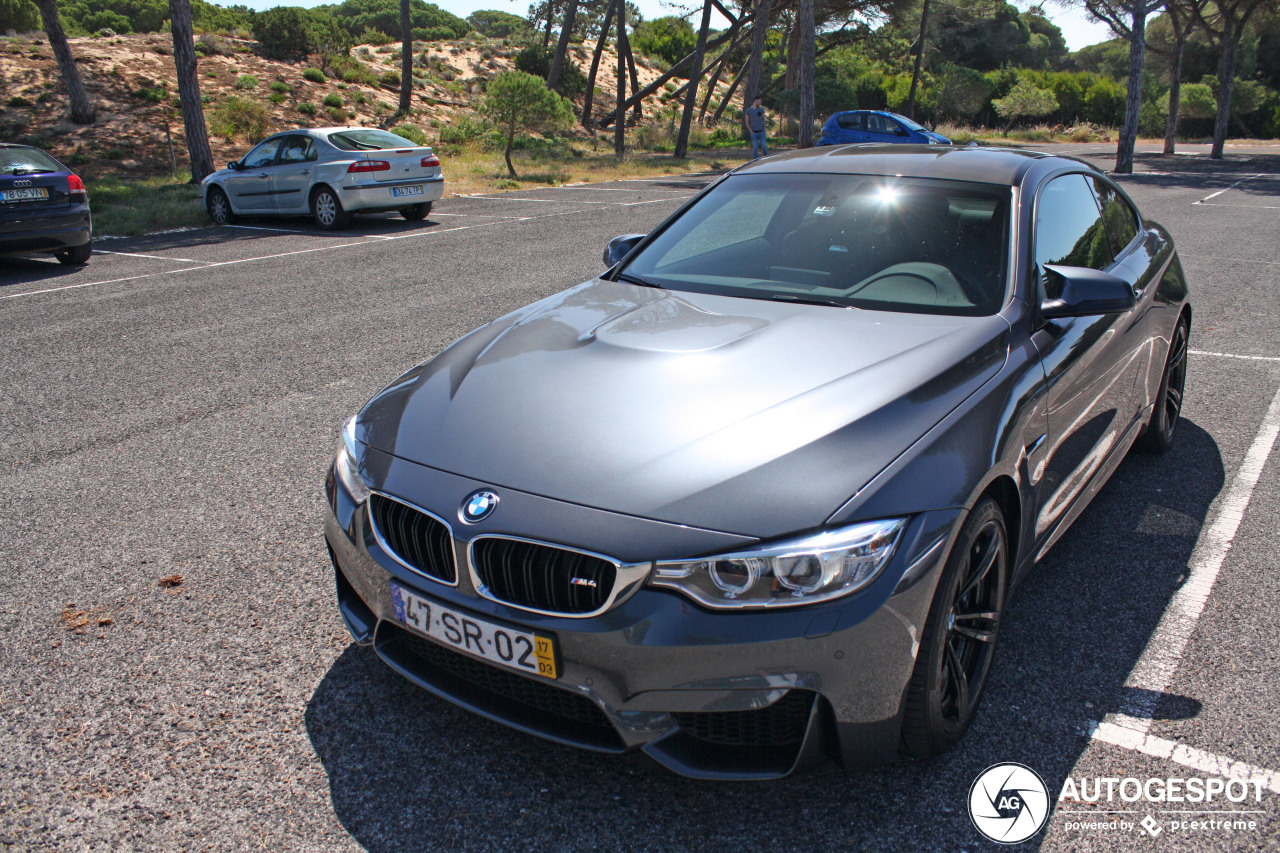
(535, 636, 558, 679)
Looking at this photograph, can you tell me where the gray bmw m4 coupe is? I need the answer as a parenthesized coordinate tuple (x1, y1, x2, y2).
(324, 146, 1190, 780)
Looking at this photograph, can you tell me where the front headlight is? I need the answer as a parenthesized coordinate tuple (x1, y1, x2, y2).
(650, 518, 907, 609)
(927, 137, 940, 144)
(334, 415, 371, 503)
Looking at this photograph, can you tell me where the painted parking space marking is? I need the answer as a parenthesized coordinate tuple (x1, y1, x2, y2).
(94, 249, 207, 264)
(1193, 173, 1265, 204)
(1090, 721, 1280, 795)
(0, 205, 613, 302)
(1191, 349, 1280, 362)
(1096, 381, 1280, 738)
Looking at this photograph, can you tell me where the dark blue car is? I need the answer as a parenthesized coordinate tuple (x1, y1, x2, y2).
(0, 143, 92, 265)
(818, 110, 951, 146)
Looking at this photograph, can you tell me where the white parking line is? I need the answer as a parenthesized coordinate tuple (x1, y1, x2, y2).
(0, 206, 607, 301)
(94, 250, 206, 264)
(1193, 173, 1265, 204)
(1090, 721, 1280, 795)
(223, 224, 315, 234)
(1191, 349, 1280, 362)
(1104, 381, 1280, 736)
(1192, 202, 1280, 210)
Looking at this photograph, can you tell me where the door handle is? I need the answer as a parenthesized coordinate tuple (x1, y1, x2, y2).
(300, 170, 310, 176)
(257, 172, 269, 178)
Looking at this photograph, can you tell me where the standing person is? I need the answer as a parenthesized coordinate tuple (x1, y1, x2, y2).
(743, 96, 768, 159)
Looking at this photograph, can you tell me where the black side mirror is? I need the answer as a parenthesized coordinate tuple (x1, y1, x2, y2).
(227, 161, 239, 171)
(604, 233, 646, 267)
(1040, 264, 1136, 319)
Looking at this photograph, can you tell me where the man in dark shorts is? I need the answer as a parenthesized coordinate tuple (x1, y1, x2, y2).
(743, 97, 768, 159)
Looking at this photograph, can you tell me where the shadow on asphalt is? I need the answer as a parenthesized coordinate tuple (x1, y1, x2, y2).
(105, 214, 447, 254)
(303, 418, 1224, 851)
(0, 254, 84, 289)
(1115, 153, 1280, 196)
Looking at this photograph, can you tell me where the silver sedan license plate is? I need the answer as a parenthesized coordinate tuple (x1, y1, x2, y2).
(389, 580, 558, 678)
(391, 185, 424, 198)
(1, 187, 49, 202)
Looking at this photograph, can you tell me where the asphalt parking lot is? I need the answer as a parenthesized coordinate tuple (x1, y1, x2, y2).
(1, 143, 1279, 852)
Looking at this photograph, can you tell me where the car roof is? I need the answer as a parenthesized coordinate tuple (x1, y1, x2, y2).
(735, 144, 1098, 186)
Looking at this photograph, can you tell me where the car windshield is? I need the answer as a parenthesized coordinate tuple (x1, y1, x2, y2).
(0, 147, 62, 175)
(893, 114, 926, 132)
(328, 129, 420, 150)
(617, 173, 1010, 316)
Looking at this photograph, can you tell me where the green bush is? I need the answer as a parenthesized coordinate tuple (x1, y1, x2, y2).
(389, 123, 428, 144)
(298, 101, 318, 115)
(325, 53, 380, 87)
(133, 82, 168, 103)
(253, 6, 351, 61)
(327, 105, 349, 122)
(380, 70, 401, 87)
(235, 74, 258, 91)
(322, 93, 344, 108)
(6, 95, 31, 108)
(359, 27, 394, 46)
(269, 93, 287, 104)
(270, 80, 290, 94)
(302, 67, 327, 84)
(208, 95, 270, 142)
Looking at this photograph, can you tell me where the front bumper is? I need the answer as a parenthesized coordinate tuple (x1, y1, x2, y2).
(323, 451, 957, 780)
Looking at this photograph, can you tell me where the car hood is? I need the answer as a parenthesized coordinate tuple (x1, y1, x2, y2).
(358, 279, 1009, 538)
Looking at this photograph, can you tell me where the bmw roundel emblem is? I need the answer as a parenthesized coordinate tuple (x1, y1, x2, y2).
(461, 489, 499, 523)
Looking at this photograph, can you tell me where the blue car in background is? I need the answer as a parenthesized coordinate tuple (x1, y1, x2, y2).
(0, 143, 92, 265)
(818, 110, 951, 146)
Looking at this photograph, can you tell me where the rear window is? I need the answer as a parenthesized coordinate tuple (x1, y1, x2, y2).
(328, 130, 422, 151)
(0, 147, 63, 175)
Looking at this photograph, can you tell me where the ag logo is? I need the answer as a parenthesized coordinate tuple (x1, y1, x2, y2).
(968, 763, 1050, 844)
(461, 489, 499, 523)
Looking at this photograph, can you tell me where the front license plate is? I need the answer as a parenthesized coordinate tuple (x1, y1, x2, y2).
(389, 581, 558, 679)
(391, 185, 424, 198)
(1, 187, 49, 202)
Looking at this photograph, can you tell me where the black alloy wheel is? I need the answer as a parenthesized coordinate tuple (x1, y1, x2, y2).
(1137, 316, 1189, 453)
(901, 497, 1008, 757)
(207, 187, 237, 225)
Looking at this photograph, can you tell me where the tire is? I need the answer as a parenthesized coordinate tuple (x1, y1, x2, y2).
(1137, 315, 1189, 454)
(311, 186, 350, 230)
(55, 243, 92, 265)
(401, 202, 432, 221)
(901, 497, 1008, 758)
(206, 186, 237, 225)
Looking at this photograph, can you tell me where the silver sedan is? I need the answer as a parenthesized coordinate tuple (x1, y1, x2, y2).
(200, 127, 444, 230)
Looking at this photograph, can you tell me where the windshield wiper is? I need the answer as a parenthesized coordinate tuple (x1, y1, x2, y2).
(9, 168, 55, 175)
(615, 272, 661, 288)
(770, 294, 850, 308)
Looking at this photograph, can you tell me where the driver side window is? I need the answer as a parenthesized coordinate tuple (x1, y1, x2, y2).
(1034, 174, 1115, 299)
(242, 138, 283, 169)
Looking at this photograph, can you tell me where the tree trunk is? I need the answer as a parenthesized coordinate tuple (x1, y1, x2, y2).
(674, 0, 713, 158)
(599, 25, 743, 128)
(796, 0, 815, 147)
(33, 0, 94, 124)
(743, 0, 776, 108)
(713, 62, 748, 122)
(582, 0, 616, 129)
(1114, 3, 1147, 174)
(620, 27, 642, 118)
(1210, 27, 1238, 160)
(399, 0, 412, 115)
(505, 131, 516, 177)
(547, 0, 579, 91)
(698, 31, 739, 120)
(543, 2, 556, 50)
(169, 0, 214, 182)
(783, 23, 800, 90)
(614, 0, 625, 155)
(905, 0, 929, 120)
(1163, 37, 1184, 154)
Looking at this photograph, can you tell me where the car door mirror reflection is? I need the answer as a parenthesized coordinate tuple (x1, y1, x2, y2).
(604, 234, 646, 267)
(1039, 264, 1136, 319)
